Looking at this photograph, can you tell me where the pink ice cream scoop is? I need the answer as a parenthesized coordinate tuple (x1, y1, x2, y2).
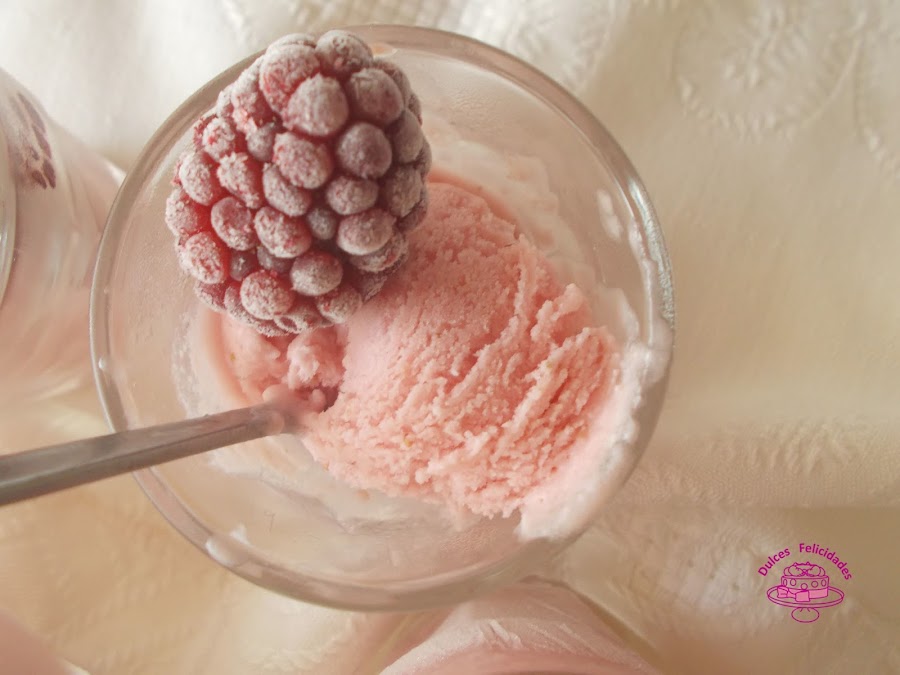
(174, 29, 622, 524)
(213, 180, 618, 518)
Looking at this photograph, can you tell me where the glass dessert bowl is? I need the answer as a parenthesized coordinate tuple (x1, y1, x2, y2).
(90, 26, 674, 611)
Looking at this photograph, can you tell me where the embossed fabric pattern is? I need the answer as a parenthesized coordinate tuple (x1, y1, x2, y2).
(1, 1, 898, 673)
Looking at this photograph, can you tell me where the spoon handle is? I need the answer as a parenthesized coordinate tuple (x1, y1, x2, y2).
(0, 405, 287, 507)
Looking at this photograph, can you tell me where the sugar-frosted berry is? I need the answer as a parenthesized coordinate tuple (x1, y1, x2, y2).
(166, 30, 432, 335)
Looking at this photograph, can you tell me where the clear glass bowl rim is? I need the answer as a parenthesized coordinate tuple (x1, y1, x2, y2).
(89, 25, 675, 611)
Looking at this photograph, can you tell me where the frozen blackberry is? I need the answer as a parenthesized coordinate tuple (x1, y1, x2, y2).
(165, 29, 431, 335)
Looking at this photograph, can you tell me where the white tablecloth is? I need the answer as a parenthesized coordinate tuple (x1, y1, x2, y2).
(1, 1, 898, 673)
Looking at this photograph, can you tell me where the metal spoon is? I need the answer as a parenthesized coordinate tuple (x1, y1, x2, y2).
(0, 402, 300, 507)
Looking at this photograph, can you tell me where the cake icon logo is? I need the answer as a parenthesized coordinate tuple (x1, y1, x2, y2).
(766, 560, 844, 623)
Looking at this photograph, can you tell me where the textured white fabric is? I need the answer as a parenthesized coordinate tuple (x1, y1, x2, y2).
(1, 1, 899, 673)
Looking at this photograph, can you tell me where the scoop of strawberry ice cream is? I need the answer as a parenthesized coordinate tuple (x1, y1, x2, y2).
(215, 180, 618, 519)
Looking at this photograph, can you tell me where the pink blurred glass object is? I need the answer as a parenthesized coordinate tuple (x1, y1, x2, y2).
(0, 68, 121, 402)
(0, 611, 77, 675)
(375, 579, 662, 674)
